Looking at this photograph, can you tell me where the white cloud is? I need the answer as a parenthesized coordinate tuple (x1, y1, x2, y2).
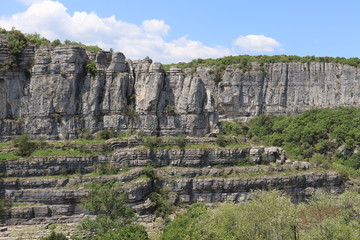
(17, 0, 46, 6)
(233, 35, 281, 52)
(142, 19, 170, 36)
(0, 0, 231, 63)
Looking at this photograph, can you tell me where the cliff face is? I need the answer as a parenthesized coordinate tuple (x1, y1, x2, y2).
(1, 41, 360, 139)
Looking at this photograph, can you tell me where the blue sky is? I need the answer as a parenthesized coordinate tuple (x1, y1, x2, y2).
(0, 0, 359, 63)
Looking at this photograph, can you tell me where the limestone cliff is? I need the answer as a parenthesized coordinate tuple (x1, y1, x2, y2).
(1, 41, 360, 140)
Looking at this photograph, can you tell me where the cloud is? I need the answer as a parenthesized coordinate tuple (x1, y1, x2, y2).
(142, 19, 170, 36)
(233, 35, 281, 52)
(17, 0, 46, 6)
(0, 0, 230, 63)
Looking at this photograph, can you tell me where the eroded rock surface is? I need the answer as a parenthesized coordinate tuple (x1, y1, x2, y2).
(1, 43, 360, 139)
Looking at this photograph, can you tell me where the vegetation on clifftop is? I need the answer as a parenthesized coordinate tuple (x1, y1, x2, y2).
(163, 54, 360, 72)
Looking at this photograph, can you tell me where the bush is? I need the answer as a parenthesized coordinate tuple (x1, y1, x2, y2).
(85, 61, 97, 74)
(85, 45, 102, 52)
(150, 187, 172, 218)
(80, 181, 136, 237)
(96, 130, 116, 140)
(223, 120, 248, 136)
(81, 129, 93, 140)
(13, 134, 36, 156)
(4, 28, 27, 69)
(165, 105, 177, 115)
(143, 137, 162, 150)
(92, 224, 149, 240)
(25, 33, 50, 46)
(160, 190, 360, 240)
(346, 153, 360, 169)
(92, 162, 120, 175)
(51, 39, 61, 46)
(216, 134, 227, 147)
(40, 231, 67, 240)
(0, 197, 12, 218)
(175, 135, 187, 150)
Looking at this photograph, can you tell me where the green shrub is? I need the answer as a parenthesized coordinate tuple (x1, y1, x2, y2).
(4, 28, 27, 69)
(85, 61, 97, 74)
(96, 129, 116, 140)
(150, 187, 172, 218)
(25, 33, 50, 46)
(0, 197, 12, 218)
(92, 224, 149, 240)
(223, 120, 248, 136)
(81, 129, 93, 140)
(13, 134, 36, 157)
(175, 135, 187, 150)
(222, 107, 360, 175)
(143, 137, 162, 150)
(85, 45, 102, 52)
(165, 105, 177, 116)
(160, 190, 360, 240)
(216, 134, 227, 147)
(80, 180, 136, 237)
(51, 39, 61, 46)
(40, 231, 67, 240)
(92, 162, 120, 175)
(346, 153, 360, 169)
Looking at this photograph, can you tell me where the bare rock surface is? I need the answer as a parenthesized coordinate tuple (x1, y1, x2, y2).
(1, 44, 360, 139)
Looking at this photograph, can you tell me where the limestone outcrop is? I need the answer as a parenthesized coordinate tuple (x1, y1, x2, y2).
(1, 42, 360, 140)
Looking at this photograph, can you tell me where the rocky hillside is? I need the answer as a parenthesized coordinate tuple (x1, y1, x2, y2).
(0, 137, 345, 239)
(1, 39, 360, 140)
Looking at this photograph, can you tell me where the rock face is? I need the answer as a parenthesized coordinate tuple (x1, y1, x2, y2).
(1, 42, 360, 140)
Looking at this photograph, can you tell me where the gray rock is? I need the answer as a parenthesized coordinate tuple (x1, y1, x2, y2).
(1, 43, 360, 139)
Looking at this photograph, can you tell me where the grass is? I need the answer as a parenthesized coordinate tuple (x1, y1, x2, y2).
(0, 142, 11, 149)
(0, 152, 21, 160)
(136, 142, 254, 151)
(31, 148, 109, 157)
(72, 138, 107, 144)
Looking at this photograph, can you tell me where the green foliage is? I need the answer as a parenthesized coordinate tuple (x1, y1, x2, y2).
(25, 33, 50, 46)
(40, 231, 67, 240)
(165, 105, 178, 115)
(143, 137, 163, 150)
(223, 120, 248, 136)
(164, 54, 360, 71)
(223, 107, 360, 173)
(346, 152, 360, 169)
(0, 197, 12, 218)
(2, 27, 27, 69)
(92, 162, 121, 175)
(85, 61, 97, 74)
(216, 134, 227, 147)
(85, 45, 102, 52)
(80, 180, 136, 237)
(96, 129, 117, 140)
(81, 129, 93, 140)
(92, 224, 149, 240)
(160, 190, 360, 240)
(0, 152, 22, 160)
(161, 203, 208, 240)
(13, 134, 37, 157)
(51, 39, 61, 46)
(174, 135, 187, 150)
(150, 187, 172, 218)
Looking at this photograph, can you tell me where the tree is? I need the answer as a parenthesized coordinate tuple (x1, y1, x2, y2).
(92, 225, 149, 240)
(40, 231, 67, 240)
(79, 180, 136, 237)
(14, 134, 36, 157)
